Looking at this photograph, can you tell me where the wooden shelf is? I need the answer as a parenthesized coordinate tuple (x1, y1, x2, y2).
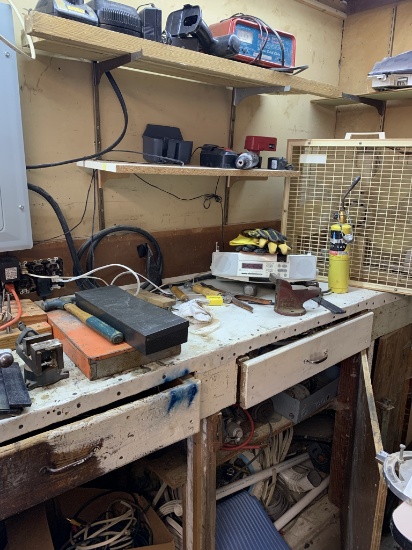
(25, 11, 340, 99)
(312, 88, 412, 107)
(77, 160, 300, 178)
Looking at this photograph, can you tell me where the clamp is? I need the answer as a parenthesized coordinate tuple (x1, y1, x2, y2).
(377, 445, 412, 504)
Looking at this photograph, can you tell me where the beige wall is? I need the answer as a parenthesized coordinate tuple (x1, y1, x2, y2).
(8, 0, 343, 241)
(336, 1, 412, 139)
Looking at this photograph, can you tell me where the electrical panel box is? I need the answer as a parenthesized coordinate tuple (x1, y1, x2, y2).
(0, 4, 32, 252)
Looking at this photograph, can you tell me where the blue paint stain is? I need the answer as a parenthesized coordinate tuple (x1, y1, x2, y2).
(163, 368, 189, 384)
(187, 383, 198, 407)
(167, 382, 198, 413)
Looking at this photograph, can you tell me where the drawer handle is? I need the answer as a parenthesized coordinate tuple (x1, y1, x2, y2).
(40, 448, 97, 475)
(305, 350, 329, 364)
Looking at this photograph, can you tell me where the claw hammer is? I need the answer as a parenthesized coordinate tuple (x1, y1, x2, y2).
(42, 296, 124, 344)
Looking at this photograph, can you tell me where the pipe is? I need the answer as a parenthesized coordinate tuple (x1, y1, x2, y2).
(274, 475, 330, 531)
(216, 453, 310, 501)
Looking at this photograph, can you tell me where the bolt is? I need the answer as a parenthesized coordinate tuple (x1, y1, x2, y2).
(400, 444, 406, 463)
(5, 52, 10, 58)
(18, 205, 24, 210)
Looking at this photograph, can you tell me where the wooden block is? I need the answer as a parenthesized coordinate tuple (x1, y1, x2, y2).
(47, 309, 181, 380)
(0, 322, 51, 350)
(127, 288, 176, 309)
(10, 299, 47, 328)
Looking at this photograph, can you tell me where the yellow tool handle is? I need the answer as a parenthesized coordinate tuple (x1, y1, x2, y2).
(170, 285, 189, 302)
(64, 302, 92, 322)
(192, 283, 220, 297)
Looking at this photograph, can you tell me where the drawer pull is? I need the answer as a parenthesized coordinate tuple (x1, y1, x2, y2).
(305, 350, 329, 365)
(40, 448, 97, 475)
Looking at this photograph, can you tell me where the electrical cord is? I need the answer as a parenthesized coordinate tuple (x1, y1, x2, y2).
(27, 182, 94, 289)
(222, 405, 259, 451)
(33, 173, 94, 244)
(133, 173, 223, 210)
(0, 284, 22, 331)
(26, 72, 127, 169)
(76, 225, 164, 289)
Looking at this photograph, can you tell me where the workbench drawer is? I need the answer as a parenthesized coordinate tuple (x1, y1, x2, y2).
(239, 312, 373, 408)
(0, 378, 200, 520)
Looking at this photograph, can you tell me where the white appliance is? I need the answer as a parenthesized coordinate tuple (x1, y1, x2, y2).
(370, 72, 412, 90)
(210, 251, 317, 283)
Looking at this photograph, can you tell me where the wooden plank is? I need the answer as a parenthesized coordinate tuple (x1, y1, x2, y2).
(9, 299, 48, 328)
(329, 354, 361, 508)
(282, 494, 340, 548)
(25, 12, 341, 99)
(78, 160, 299, 179)
(239, 313, 374, 409)
(342, 351, 387, 550)
(0, 322, 51, 350)
(191, 414, 221, 550)
(371, 296, 412, 340)
(196, 362, 237, 419)
(0, 378, 201, 520)
(128, 288, 176, 309)
(373, 325, 412, 452)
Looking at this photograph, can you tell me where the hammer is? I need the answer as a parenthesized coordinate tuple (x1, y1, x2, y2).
(41, 296, 124, 344)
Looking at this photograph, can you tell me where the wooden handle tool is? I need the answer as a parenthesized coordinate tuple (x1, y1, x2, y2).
(170, 285, 190, 302)
(192, 283, 220, 297)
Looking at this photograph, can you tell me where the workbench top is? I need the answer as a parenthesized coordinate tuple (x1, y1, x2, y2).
(0, 281, 400, 445)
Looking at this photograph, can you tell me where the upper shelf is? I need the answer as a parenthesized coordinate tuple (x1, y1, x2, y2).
(312, 88, 412, 107)
(25, 11, 340, 99)
(77, 160, 300, 178)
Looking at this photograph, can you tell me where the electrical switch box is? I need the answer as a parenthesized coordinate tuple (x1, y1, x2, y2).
(0, 4, 32, 253)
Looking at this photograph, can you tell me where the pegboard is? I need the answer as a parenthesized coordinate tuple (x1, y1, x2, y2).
(283, 139, 412, 294)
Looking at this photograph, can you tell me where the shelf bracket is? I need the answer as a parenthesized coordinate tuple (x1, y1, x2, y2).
(93, 51, 142, 85)
(342, 93, 386, 116)
(232, 85, 291, 106)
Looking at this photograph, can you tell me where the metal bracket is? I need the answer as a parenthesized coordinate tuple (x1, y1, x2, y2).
(233, 85, 290, 106)
(93, 51, 142, 85)
(342, 92, 386, 116)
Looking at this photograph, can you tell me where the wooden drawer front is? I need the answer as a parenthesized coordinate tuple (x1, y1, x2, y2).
(196, 361, 237, 418)
(0, 378, 200, 520)
(239, 313, 373, 409)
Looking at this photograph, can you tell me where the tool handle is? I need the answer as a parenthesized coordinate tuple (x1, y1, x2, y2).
(192, 283, 220, 297)
(64, 303, 124, 344)
(170, 286, 189, 302)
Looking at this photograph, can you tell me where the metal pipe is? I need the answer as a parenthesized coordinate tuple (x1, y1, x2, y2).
(216, 453, 310, 501)
(274, 475, 330, 531)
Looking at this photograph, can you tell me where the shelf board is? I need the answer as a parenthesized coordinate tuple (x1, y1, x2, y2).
(25, 11, 340, 99)
(312, 87, 412, 107)
(77, 160, 299, 178)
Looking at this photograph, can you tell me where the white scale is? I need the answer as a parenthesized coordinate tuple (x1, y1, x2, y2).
(210, 251, 317, 283)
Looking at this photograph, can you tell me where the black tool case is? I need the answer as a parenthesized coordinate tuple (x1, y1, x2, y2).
(75, 286, 189, 355)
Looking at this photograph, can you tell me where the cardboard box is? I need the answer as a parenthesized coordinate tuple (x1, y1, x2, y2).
(6, 488, 174, 550)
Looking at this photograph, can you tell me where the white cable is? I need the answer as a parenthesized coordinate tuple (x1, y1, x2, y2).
(26, 263, 141, 289)
(0, 0, 36, 60)
(111, 270, 169, 295)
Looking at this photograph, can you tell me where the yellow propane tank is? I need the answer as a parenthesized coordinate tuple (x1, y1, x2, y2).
(328, 221, 352, 294)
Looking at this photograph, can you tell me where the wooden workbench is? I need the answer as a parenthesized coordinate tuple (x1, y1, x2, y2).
(0, 280, 411, 549)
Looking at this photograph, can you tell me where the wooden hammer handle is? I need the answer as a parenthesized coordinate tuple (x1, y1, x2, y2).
(64, 303, 124, 344)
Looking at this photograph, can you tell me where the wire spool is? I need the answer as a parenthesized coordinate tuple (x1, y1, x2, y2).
(249, 399, 281, 424)
(266, 486, 290, 522)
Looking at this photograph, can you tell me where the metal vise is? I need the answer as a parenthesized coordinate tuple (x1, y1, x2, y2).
(15, 322, 68, 389)
(270, 276, 321, 317)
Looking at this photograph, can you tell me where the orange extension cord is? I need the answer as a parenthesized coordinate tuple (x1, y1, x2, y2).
(0, 283, 22, 331)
